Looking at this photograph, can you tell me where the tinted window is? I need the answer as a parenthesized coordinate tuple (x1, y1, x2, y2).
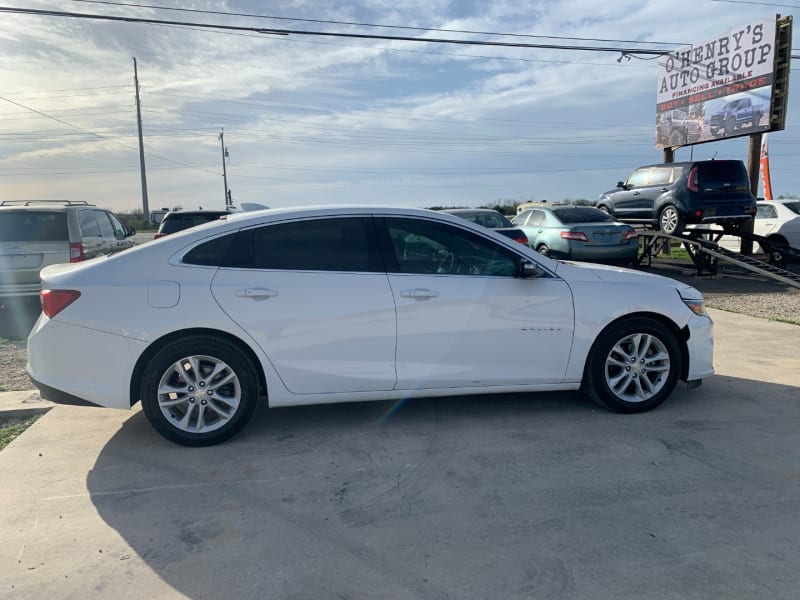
(384, 218, 517, 277)
(224, 217, 379, 272)
(626, 168, 650, 187)
(782, 202, 800, 215)
(94, 210, 115, 238)
(697, 162, 749, 192)
(0, 210, 67, 242)
(756, 204, 778, 219)
(78, 209, 101, 237)
(552, 207, 614, 224)
(183, 234, 237, 266)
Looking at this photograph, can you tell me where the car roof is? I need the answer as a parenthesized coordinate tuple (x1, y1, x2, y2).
(442, 208, 502, 215)
(164, 209, 231, 217)
(631, 159, 741, 170)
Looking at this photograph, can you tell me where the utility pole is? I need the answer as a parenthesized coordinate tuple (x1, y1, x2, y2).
(133, 57, 149, 222)
(219, 129, 230, 208)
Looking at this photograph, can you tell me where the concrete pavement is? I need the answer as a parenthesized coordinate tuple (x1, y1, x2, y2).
(1, 308, 799, 599)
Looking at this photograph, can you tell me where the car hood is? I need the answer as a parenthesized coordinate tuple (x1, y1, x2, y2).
(554, 260, 703, 300)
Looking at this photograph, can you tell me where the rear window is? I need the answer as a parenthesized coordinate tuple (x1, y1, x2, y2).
(697, 162, 749, 192)
(552, 207, 614, 224)
(782, 202, 800, 215)
(0, 210, 68, 242)
(159, 213, 226, 235)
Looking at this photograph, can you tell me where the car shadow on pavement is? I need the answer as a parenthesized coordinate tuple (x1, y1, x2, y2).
(79, 375, 800, 598)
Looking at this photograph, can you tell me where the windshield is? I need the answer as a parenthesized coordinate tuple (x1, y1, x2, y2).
(0, 210, 68, 242)
(552, 207, 614, 224)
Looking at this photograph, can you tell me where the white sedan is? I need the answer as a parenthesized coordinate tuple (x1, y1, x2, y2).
(27, 206, 714, 446)
(693, 199, 800, 254)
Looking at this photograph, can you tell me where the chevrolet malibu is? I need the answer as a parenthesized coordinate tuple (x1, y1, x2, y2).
(27, 206, 714, 446)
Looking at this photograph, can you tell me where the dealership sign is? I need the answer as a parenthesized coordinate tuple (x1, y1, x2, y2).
(655, 17, 776, 148)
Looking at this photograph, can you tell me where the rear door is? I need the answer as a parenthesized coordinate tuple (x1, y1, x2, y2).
(209, 216, 398, 394)
(0, 209, 70, 297)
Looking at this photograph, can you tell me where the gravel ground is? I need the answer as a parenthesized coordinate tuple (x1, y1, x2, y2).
(0, 339, 29, 392)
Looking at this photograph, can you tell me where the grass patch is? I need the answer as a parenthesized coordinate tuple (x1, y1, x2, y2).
(0, 414, 40, 451)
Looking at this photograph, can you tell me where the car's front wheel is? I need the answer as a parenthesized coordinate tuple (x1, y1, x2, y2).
(140, 335, 260, 446)
(537, 244, 550, 257)
(658, 205, 683, 235)
(582, 317, 681, 413)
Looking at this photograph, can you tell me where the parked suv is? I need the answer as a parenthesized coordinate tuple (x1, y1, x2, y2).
(596, 160, 757, 235)
(0, 200, 135, 299)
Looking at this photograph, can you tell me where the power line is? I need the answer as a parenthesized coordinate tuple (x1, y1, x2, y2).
(68, 0, 685, 47)
(0, 6, 669, 56)
(0, 94, 219, 176)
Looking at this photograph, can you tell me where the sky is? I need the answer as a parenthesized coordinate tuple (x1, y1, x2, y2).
(0, 0, 798, 215)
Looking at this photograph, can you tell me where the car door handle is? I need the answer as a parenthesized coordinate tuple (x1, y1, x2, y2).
(400, 288, 439, 300)
(632, 191, 640, 196)
(236, 288, 279, 300)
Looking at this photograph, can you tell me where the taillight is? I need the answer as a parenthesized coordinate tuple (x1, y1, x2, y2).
(560, 230, 589, 242)
(515, 235, 529, 245)
(40, 289, 81, 318)
(69, 242, 85, 262)
(153, 232, 165, 239)
(687, 166, 699, 192)
(624, 229, 638, 241)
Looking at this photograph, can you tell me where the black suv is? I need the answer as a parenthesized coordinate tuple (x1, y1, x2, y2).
(154, 209, 232, 238)
(597, 160, 757, 234)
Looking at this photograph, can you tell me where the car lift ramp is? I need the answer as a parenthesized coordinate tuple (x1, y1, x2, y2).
(636, 230, 800, 290)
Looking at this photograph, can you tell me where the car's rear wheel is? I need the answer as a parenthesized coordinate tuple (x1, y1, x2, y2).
(668, 130, 685, 146)
(658, 205, 683, 235)
(537, 244, 550, 257)
(582, 317, 681, 413)
(766, 235, 790, 268)
(141, 335, 260, 446)
(724, 116, 735, 136)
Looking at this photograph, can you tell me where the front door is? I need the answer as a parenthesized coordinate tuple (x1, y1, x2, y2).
(379, 217, 574, 390)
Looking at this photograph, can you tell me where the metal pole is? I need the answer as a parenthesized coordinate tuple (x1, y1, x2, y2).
(219, 129, 229, 208)
(741, 132, 762, 256)
(133, 57, 149, 221)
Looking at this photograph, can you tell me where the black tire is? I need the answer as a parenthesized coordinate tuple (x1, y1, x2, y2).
(537, 244, 550, 257)
(597, 205, 611, 215)
(658, 205, 683, 235)
(724, 116, 735, 136)
(752, 112, 761, 127)
(582, 317, 682, 413)
(141, 335, 260, 446)
(766, 235, 789, 269)
(668, 130, 685, 146)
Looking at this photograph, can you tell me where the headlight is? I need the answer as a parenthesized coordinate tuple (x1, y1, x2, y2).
(682, 298, 707, 316)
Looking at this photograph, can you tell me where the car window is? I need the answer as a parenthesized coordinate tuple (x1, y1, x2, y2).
(511, 211, 531, 226)
(756, 204, 778, 219)
(221, 217, 380, 272)
(78, 209, 102, 237)
(648, 167, 673, 186)
(93, 210, 115, 238)
(183, 233, 238, 266)
(552, 207, 614, 224)
(159, 212, 227, 234)
(0, 210, 67, 242)
(384, 217, 517, 277)
(528, 210, 546, 227)
(697, 161, 749, 192)
(782, 202, 800, 215)
(625, 168, 650, 187)
(107, 212, 126, 237)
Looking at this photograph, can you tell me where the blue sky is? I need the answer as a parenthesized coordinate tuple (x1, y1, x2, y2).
(0, 0, 798, 214)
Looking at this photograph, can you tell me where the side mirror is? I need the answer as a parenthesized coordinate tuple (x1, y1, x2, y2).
(126, 226, 136, 237)
(518, 260, 546, 279)
(616, 181, 626, 189)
